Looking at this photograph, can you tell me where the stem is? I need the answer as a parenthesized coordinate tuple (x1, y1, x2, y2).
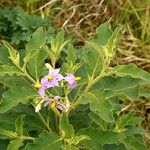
(51, 107, 61, 118)
(38, 112, 52, 132)
(21, 136, 35, 141)
(23, 71, 37, 84)
(71, 70, 105, 110)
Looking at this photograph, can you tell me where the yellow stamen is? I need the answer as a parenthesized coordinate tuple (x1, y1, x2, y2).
(46, 75, 53, 80)
(51, 100, 57, 108)
(34, 83, 42, 88)
(74, 76, 81, 81)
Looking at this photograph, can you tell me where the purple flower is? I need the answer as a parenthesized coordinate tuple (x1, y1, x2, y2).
(42, 68, 64, 88)
(44, 96, 69, 111)
(65, 73, 81, 89)
(36, 68, 64, 98)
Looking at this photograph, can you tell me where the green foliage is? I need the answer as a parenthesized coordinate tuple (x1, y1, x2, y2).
(59, 113, 74, 139)
(0, 86, 38, 113)
(24, 133, 62, 150)
(0, 23, 149, 149)
(7, 139, 23, 150)
(0, 7, 51, 46)
(80, 90, 114, 123)
(26, 27, 48, 78)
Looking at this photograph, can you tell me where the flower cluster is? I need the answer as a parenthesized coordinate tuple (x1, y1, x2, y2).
(34, 64, 81, 112)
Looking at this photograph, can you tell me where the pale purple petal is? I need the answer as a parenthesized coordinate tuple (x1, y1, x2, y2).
(48, 68, 54, 75)
(60, 104, 68, 110)
(54, 96, 59, 100)
(56, 105, 63, 110)
(51, 68, 60, 76)
(44, 98, 52, 107)
(69, 81, 77, 89)
(48, 79, 59, 87)
(38, 88, 45, 98)
(55, 74, 64, 81)
(65, 73, 75, 84)
(41, 77, 48, 85)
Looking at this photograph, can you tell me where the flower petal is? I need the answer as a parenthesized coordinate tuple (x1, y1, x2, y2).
(38, 88, 45, 98)
(48, 79, 59, 87)
(69, 81, 77, 89)
(41, 77, 48, 85)
(55, 74, 64, 81)
(65, 73, 75, 84)
(51, 68, 60, 76)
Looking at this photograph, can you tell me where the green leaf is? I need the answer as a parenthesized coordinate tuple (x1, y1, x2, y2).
(66, 44, 76, 64)
(24, 133, 62, 150)
(139, 87, 150, 98)
(27, 49, 48, 79)
(63, 145, 78, 150)
(2, 41, 20, 65)
(0, 75, 32, 87)
(59, 113, 74, 139)
(0, 122, 15, 139)
(89, 112, 107, 130)
(121, 86, 139, 101)
(123, 136, 146, 150)
(0, 65, 22, 76)
(107, 27, 121, 54)
(73, 135, 90, 145)
(0, 128, 17, 139)
(92, 76, 144, 101)
(84, 44, 103, 78)
(26, 27, 46, 58)
(93, 22, 112, 46)
(103, 144, 126, 150)
(15, 115, 25, 136)
(2, 41, 17, 59)
(0, 45, 12, 65)
(7, 139, 23, 150)
(93, 76, 142, 91)
(0, 86, 38, 113)
(112, 64, 150, 82)
(77, 127, 125, 149)
(55, 30, 65, 46)
(114, 112, 134, 132)
(80, 89, 114, 123)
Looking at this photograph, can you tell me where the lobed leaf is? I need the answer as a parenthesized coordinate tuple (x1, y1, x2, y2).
(2, 41, 17, 59)
(15, 115, 25, 136)
(80, 89, 114, 123)
(26, 49, 48, 79)
(24, 133, 62, 150)
(123, 136, 146, 150)
(59, 113, 74, 139)
(84, 44, 103, 78)
(0, 65, 22, 76)
(77, 127, 125, 149)
(26, 27, 46, 58)
(112, 64, 150, 82)
(0, 86, 38, 113)
(7, 139, 23, 150)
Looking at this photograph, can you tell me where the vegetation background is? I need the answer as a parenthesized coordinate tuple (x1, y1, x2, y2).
(0, 0, 149, 148)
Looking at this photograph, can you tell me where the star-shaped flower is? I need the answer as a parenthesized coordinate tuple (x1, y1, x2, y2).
(65, 73, 81, 89)
(44, 96, 69, 111)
